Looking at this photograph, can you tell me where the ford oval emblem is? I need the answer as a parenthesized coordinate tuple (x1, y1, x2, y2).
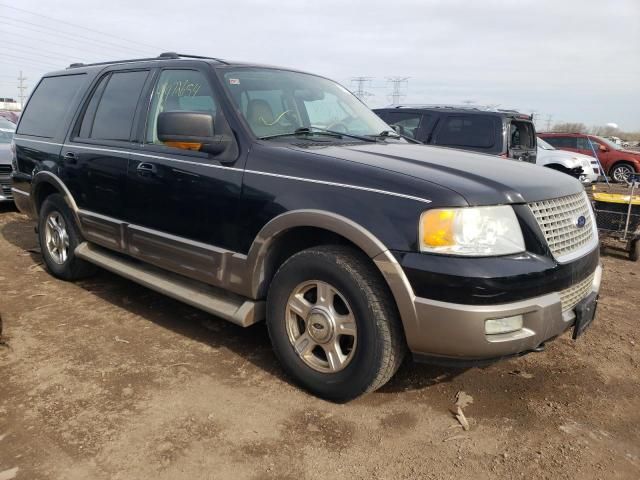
(576, 215, 586, 228)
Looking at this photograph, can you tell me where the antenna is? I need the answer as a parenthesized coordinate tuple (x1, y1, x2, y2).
(386, 77, 409, 106)
(17, 71, 27, 108)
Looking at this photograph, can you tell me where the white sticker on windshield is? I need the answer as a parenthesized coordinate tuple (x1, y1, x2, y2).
(229, 78, 240, 85)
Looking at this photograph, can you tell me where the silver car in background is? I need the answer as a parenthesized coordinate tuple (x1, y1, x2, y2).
(0, 117, 16, 203)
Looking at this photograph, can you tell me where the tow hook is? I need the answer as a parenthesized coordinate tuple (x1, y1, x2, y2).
(532, 343, 546, 353)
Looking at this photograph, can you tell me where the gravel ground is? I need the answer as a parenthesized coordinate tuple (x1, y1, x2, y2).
(1, 203, 639, 480)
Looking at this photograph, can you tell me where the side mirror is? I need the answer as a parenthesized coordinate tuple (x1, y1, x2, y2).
(157, 111, 231, 155)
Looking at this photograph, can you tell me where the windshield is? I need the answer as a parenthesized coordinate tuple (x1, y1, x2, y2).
(537, 137, 555, 150)
(221, 68, 392, 139)
(595, 136, 622, 150)
(0, 118, 16, 130)
(0, 129, 13, 143)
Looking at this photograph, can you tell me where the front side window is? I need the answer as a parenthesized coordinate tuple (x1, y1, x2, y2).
(86, 70, 149, 141)
(17, 74, 86, 138)
(577, 137, 594, 150)
(146, 69, 219, 145)
(383, 112, 422, 139)
(222, 68, 392, 139)
(434, 115, 496, 148)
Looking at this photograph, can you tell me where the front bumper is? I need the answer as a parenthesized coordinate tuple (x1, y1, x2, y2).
(408, 264, 602, 361)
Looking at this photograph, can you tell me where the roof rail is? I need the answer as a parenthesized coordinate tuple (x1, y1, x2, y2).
(67, 52, 228, 69)
(388, 104, 531, 117)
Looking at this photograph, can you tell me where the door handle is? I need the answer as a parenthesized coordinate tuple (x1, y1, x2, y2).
(136, 162, 157, 176)
(63, 152, 77, 164)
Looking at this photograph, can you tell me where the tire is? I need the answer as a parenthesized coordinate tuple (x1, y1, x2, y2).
(38, 193, 96, 280)
(630, 240, 639, 262)
(610, 162, 636, 183)
(266, 245, 406, 402)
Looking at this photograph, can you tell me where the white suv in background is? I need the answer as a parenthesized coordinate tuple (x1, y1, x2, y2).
(536, 137, 599, 183)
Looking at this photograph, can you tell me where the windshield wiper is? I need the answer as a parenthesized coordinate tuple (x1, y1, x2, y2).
(370, 130, 423, 144)
(259, 126, 376, 142)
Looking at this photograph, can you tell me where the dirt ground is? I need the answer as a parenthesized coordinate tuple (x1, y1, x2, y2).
(1, 202, 638, 480)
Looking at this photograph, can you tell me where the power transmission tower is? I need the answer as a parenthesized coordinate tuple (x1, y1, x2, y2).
(386, 77, 409, 106)
(544, 114, 553, 132)
(350, 77, 373, 102)
(17, 71, 27, 108)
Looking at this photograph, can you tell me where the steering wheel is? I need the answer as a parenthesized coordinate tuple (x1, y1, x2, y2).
(326, 122, 349, 133)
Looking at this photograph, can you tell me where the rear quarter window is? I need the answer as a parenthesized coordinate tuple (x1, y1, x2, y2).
(17, 74, 86, 138)
(433, 115, 497, 149)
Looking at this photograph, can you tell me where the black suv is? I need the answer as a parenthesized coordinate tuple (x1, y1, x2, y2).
(374, 105, 538, 163)
(11, 53, 600, 401)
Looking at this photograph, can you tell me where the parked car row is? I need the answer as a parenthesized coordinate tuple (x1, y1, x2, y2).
(8, 53, 602, 400)
(373, 106, 637, 184)
(539, 132, 640, 183)
(0, 116, 16, 203)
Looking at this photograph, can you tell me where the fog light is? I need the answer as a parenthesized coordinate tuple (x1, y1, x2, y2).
(485, 315, 523, 335)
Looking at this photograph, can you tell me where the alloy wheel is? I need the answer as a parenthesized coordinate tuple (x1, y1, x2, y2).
(285, 280, 358, 373)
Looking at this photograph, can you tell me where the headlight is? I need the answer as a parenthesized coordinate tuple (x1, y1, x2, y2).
(419, 205, 525, 256)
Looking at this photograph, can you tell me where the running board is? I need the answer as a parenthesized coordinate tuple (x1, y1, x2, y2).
(75, 242, 264, 327)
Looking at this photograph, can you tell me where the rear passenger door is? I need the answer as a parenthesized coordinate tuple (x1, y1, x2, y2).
(63, 69, 150, 251)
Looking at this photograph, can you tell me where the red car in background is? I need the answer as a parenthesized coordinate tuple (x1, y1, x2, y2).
(539, 132, 640, 182)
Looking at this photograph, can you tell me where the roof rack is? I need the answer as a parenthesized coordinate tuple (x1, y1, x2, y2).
(389, 104, 531, 118)
(67, 52, 228, 69)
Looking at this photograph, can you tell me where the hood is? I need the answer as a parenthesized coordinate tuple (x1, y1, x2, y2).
(289, 142, 582, 205)
(538, 148, 591, 166)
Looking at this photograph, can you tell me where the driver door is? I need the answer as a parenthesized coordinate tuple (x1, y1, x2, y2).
(124, 67, 244, 283)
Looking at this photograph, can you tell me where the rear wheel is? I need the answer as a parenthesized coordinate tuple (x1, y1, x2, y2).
(38, 194, 96, 280)
(266, 245, 406, 402)
(610, 163, 636, 183)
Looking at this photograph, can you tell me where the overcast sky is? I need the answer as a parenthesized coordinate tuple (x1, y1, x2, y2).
(1, 0, 639, 130)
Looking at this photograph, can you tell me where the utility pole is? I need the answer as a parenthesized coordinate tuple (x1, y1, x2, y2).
(17, 71, 27, 109)
(386, 77, 409, 106)
(350, 77, 373, 102)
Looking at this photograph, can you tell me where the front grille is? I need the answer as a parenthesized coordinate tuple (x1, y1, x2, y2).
(1, 183, 11, 197)
(0, 165, 10, 175)
(559, 272, 595, 312)
(528, 192, 597, 261)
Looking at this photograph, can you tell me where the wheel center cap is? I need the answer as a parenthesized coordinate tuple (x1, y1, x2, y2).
(307, 309, 334, 344)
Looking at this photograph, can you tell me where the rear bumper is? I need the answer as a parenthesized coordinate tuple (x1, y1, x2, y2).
(408, 264, 602, 360)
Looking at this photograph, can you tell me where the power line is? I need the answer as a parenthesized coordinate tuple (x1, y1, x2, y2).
(386, 77, 409, 106)
(17, 71, 27, 107)
(1, 39, 78, 61)
(0, 2, 165, 52)
(350, 77, 373, 102)
(0, 52, 62, 69)
(1, 32, 134, 59)
(0, 18, 154, 56)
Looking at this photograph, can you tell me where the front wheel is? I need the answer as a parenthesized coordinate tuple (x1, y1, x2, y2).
(610, 163, 636, 183)
(266, 245, 406, 402)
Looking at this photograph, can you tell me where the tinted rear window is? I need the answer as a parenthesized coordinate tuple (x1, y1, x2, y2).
(434, 115, 496, 149)
(17, 74, 86, 138)
(90, 70, 148, 141)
